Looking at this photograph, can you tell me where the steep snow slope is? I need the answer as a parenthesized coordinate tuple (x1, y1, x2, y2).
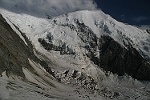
(1, 8, 150, 100)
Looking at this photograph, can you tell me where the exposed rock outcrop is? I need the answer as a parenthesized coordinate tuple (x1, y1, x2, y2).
(99, 36, 150, 80)
(38, 33, 75, 55)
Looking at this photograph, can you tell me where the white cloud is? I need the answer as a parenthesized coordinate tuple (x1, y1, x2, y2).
(0, 0, 97, 17)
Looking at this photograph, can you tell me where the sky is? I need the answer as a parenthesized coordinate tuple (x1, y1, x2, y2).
(95, 0, 150, 25)
(0, 0, 149, 25)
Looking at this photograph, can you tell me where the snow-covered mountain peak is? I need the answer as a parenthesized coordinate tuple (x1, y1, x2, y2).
(1, 8, 150, 60)
(54, 10, 150, 58)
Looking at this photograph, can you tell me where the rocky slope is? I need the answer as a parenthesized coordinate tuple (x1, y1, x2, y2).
(0, 14, 54, 78)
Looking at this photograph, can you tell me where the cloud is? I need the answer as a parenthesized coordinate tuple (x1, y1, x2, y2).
(133, 16, 149, 23)
(121, 14, 126, 21)
(0, 0, 97, 17)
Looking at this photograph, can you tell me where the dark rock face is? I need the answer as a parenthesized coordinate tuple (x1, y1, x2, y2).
(99, 36, 150, 80)
(75, 20, 150, 81)
(0, 14, 54, 78)
(82, 33, 150, 81)
(0, 14, 31, 77)
(146, 29, 150, 34)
